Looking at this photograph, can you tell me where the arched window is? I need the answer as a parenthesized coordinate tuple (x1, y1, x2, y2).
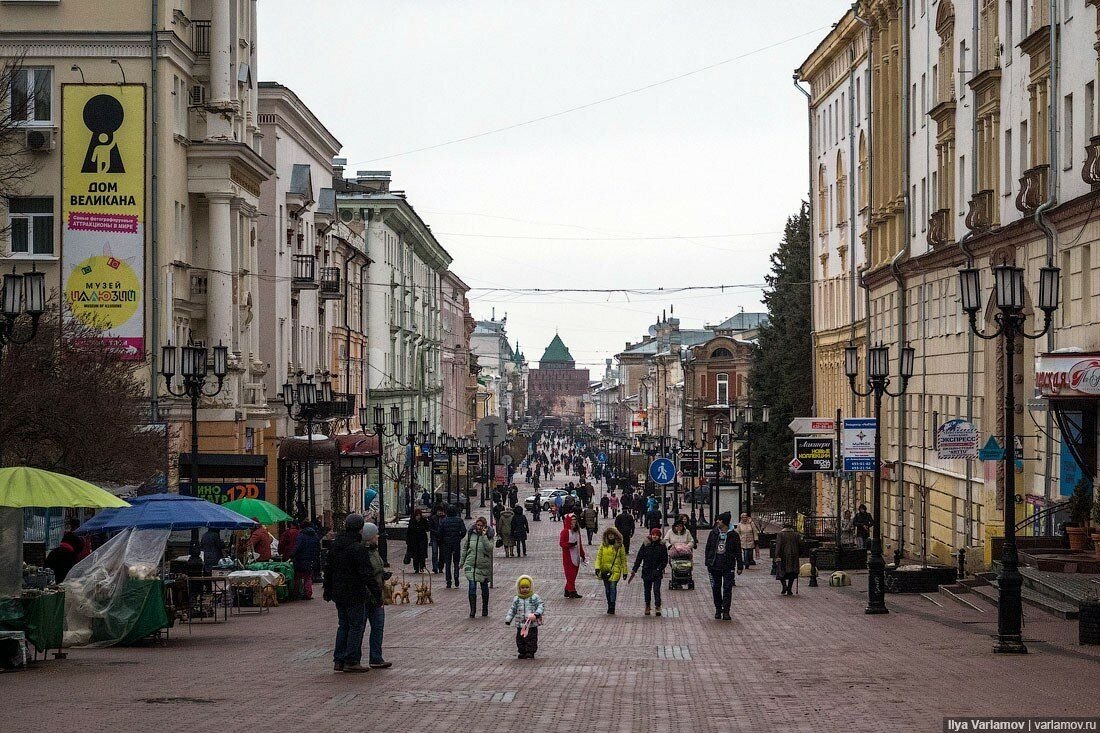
(710, 347, 733, 358)
(858, 132, 868, 211)
(817, 164, 827, 232)
(716, 373, 729, 406)
(835, 151, 847, 226)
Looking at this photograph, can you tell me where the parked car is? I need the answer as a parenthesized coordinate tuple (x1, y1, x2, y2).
(524, 489, 568, 512)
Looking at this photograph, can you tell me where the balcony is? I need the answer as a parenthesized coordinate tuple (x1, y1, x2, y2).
(927, 208, 952, 247)
(1015, 164, 1050, 214)
(321, 392, 356, 420)
(192, 21, 210, 57)
(1083, 136, 1100, 186)
(319, 266, 343, 300)
(291, 254, 318, 290)
(964, 189, 995, 232)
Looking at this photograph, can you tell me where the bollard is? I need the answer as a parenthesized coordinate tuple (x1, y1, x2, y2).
(956, 547, 966, 580)
(808, 549, 819, 587)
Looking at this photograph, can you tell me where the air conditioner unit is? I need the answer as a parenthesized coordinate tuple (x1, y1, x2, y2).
(189, 84, 206, 106)
(24, 128, 56, 152)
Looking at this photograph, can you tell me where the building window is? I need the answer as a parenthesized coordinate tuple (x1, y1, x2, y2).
(8, 197, 54, 255)
(10, 68, 52, 123)
(716, 373, 729, 406)
(1004, 128, 1013, 192)
(1064, 94, 1074, 171)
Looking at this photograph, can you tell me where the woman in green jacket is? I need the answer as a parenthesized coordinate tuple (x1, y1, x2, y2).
(461, 516, 494, 618)
(594, 526, 628, 614)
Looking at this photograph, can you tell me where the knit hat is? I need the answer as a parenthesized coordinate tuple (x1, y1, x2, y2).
(718, 511, 732, 526)
(516, 575, 534, 599)
(344, 513, 365, 532)
(649, 527, 662, 539)
(362, 522, 379, 541)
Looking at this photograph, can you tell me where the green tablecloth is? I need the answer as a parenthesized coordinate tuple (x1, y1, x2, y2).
(247, 561, 293, 600)
(117, 579, 170, 646)
(0, 591, 65, 652)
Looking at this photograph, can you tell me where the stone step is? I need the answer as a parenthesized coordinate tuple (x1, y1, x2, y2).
(1019, 567, 1100, 608)
(974, 577, 1080, 620)
(937, 584, 987, 613)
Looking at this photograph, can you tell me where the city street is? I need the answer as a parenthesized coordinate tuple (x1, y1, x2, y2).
(6, 475, 1097, 732)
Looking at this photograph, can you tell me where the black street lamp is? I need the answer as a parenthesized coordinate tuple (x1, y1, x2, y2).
(371, 404, 405, 565)
(0, 266, 46, 356)
(844, 341, 914, 615)
(282, 370, 334, 522)
(958, 258, 1060, 654)
(161, 340, 228, 560)
(733, 404, 770, 516)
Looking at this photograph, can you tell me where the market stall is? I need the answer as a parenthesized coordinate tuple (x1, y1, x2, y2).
(0, 467, 131, 665)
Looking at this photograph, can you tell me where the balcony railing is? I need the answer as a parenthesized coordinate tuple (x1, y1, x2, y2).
(291, 254, 318, 290)
(192, 21, 211, 57)
(964, 189, 995, 232)
(322, 392, 356, 420)
(319, 266, 343, 299)
(927, 208, 952, 247)
(1015, 164, 1050, 214)
(1082, 136, 1100, 186)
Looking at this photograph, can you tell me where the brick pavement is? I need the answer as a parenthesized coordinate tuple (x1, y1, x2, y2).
(4, 473, 1098, 732)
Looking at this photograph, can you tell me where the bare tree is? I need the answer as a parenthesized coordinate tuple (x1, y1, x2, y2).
(0, 299, 165, 484)
(1, 54, 41, 223)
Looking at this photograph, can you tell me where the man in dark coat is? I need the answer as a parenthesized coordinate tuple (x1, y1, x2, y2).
(428, 507, 445, 573)
(614, 510, 636, 554)
(438, 506, 467, 588)
(775, 523, 802, 596)
(704, 512, 743, 621)
(291, 524, 322, 599)
(323, 514, 380, 673)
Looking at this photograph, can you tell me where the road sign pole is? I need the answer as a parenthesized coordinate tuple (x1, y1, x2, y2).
(866, 390, 887, 615)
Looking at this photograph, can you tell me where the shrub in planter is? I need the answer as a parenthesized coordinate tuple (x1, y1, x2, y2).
(883, 564, 957, 593)
(1066, 479, 1094, 552)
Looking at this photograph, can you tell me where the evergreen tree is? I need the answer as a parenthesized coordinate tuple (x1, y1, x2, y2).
(747, 202, 813, 513)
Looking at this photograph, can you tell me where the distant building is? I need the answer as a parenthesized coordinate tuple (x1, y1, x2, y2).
(527, 335, 590, 420)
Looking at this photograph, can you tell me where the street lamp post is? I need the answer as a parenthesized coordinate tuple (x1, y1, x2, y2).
(371, 405, 404, 565)
(734, 404, 770, 516)
(844, 341, 914, 615)
(282, 370, 334, 522)
(0, 267, 46, 357)
(161, 341, 229, 560)
(397, 418, 430, 518)
(958, 259, 1059, 654)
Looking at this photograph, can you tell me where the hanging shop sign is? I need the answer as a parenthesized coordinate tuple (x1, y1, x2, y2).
(680, 450, 699, 478)
(791, 437, 834, 472)
(1035, 352, 1100, 398)
(841, 418, 877, 472)
(936, 419, 979, 460)
(702, 450, 721, 479)
(180, 481, 266, 504)
(62, 84, 146, 360)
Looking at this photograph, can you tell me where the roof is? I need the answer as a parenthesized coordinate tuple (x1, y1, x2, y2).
(712, 312, 768, 332)
(539, 334, 574, 364)
(289, 164, 313, 198)
(317, 188, 335, 216)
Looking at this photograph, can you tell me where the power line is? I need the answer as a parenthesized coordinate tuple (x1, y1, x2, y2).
(346, 25, 830, 165)
(469, 283, 766, 294)
(436, 231, 780, 241)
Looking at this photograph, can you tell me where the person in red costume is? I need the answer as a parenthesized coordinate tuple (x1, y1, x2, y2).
(559, 513, 586, 598)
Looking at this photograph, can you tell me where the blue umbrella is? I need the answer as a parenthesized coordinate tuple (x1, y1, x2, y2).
(76, 493, 258, 534)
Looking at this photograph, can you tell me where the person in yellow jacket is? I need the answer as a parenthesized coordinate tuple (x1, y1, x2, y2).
(594, 526, 628, 615)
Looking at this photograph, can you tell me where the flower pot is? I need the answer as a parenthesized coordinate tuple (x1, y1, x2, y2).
(1066, 526, 1089, 551)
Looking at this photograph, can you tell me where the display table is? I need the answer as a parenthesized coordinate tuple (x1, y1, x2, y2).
(246, 562, 294, 601)
(228, 570, 283, 615)
(0, 590, 65, 655)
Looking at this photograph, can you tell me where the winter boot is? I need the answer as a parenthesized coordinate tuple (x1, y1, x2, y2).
(655, 606, 662, 617)
(609, 602, 616, 615)
(644, 605, 651, 616)
(482, 595, 489, 617)
(468, 596, 476, 618)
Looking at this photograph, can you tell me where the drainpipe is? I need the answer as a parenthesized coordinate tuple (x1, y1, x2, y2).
(957, 230, 977, 548)
(150, 0, 160, 420)
(1035, 0, 1060, 515)
(793, 72, 815, 513)
(887, 0, 913, 565)
(851, 3, 871, 516)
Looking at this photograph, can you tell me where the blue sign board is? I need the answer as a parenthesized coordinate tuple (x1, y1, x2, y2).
(842, 418, 877, 472)
(649, 457, 676, 485)
(977, 436, 1005, 462)
(597, 452, 608, 464)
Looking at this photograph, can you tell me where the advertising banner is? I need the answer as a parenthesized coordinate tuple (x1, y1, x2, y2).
(61, 84, 146, 360)
(791, 437, 835, 472)
(842, 418, 877, 472)
(179, 482, 266, 504)
(936, 419, 979, 460)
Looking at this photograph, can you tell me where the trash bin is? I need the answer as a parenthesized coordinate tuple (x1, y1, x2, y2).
(1079, 599, 1100, 646)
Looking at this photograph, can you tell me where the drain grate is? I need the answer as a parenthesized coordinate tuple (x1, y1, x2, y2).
(661, 607, 681, 618)
(390, 690, 516, 704)
(290, 647, 330, 661)
(657, 645, 692, 661)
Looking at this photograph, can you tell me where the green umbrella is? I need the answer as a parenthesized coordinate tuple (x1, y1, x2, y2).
(221, 497, 291, 524)
(0, 467, 132, 508)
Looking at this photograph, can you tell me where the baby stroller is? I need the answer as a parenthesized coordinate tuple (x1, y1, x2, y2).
(668, 543, 694, 590)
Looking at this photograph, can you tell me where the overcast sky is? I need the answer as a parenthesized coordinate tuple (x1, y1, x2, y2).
(258, 0, 850, 371)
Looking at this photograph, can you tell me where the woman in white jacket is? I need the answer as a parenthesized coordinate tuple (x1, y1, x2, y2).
(663, 516, 695, 550)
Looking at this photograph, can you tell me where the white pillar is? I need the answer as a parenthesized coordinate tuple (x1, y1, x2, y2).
(207, 194, 234, 351)
(208, 0, 233, 139)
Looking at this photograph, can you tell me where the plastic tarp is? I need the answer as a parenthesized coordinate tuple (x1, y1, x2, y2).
(61, 528, 170, 647)
(0, 508, 22, 598)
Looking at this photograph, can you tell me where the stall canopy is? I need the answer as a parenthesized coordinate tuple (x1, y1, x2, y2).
(221, 497, 291, 525)
(0, 467, 132, 509)
(75, 493, 257, 534)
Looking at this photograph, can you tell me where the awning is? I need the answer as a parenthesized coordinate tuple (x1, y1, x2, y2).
(179, 453, 268, 479)
(277, 436, 338, 461)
